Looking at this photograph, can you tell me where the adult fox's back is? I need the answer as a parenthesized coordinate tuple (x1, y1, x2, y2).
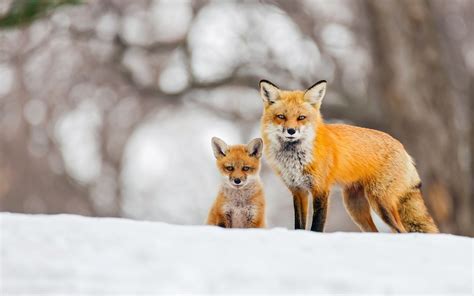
(316, 124, 413, 184)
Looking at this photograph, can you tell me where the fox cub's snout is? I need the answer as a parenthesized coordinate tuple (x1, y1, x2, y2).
(207, 137, 266, 228)
(211, 137, 263, 189)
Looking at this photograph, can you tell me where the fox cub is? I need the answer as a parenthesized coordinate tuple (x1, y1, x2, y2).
(206, 137, 266, 228)
(259, 79, 438, 233)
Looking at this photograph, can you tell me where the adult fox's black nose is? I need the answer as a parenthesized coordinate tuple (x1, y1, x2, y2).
(234, 178, 241, 184)
(287, 128, 296, 135)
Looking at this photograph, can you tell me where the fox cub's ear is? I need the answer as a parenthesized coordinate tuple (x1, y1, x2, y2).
(211, 137, 228, 159)
(247, 138, 263, 158)
(259, 80, 280, 105)
(304, 80, 327, 108)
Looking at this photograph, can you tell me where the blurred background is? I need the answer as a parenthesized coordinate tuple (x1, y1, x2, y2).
(0, 0, 472, 235)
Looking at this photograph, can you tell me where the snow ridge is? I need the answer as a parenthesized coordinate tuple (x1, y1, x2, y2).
(1, 213, 472, 294)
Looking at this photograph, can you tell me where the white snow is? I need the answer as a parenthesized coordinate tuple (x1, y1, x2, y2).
(1, 213, 472, 294)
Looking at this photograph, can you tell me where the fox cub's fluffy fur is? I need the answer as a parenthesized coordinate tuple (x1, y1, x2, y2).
(259, 79, 438, 233)
(206, 137, 266, 228)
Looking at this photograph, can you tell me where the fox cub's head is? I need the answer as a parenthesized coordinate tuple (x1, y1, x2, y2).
(259, 80, 327, 144)
(211, 137, 263, 189)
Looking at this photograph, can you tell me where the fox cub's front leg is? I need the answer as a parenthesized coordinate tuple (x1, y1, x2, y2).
(222, 210, 233, 228)
(247, 208, 266, 228)
(207, 209, 231, 228)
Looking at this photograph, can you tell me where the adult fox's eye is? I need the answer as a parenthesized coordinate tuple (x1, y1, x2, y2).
(297, 115, 306, 120)
(225, 166, 234, 171)
(242, 166, 250, 171)
(277, 114, 286, 120)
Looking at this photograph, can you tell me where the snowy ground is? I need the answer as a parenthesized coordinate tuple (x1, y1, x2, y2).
(1, 213, 472, 295)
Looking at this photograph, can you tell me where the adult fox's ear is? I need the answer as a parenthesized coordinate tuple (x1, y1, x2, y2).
(259, 80, 280, 105)
(211, 137, 228, 159)
(304, 80, 327, 108)
(247, 138, 263, 158)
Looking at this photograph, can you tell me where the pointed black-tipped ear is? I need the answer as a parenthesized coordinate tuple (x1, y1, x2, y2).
(246, 138, 263, 158)
(259, 80, 280, 105)
(211, 137, 228, 159)
(304, 80, 327, 108)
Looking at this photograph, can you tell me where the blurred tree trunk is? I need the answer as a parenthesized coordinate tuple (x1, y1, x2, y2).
(366, 0, 471, 235)
(0, 130, 98, 216)
(0, 53, 97, 216)
(471, 81, 473, 235)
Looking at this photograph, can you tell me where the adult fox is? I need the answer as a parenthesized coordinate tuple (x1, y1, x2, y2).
(259, 79, 438, 233)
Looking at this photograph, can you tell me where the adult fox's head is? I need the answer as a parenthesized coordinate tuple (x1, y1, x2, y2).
(259, 80, 327, 145)
(211, 137, 263, 189)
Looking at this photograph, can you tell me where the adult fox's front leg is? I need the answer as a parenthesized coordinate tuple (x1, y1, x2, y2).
(291, 188, 309, 230)
(310, 190, 329, 232)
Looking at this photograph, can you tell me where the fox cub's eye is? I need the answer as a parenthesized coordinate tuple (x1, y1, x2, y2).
(297, 115, 306, 121)
(242, 166, 251, 171)
(276, 114, 286, 120)
(225, 166, 234, 172)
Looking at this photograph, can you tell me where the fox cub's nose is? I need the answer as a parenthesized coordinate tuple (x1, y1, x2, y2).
(233, 178, 241, 185)
(287, 128, 296, 135)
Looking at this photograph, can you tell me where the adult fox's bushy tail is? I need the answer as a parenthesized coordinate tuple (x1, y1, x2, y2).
(398, 189, 439, 233)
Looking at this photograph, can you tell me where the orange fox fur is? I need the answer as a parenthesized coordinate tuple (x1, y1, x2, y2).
(206, 137, 266, 228)
(259, 80, 438, 233)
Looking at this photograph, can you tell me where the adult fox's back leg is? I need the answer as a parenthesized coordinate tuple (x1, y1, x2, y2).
(343, 183, 378, 232)
(365, 189, 407, 233)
